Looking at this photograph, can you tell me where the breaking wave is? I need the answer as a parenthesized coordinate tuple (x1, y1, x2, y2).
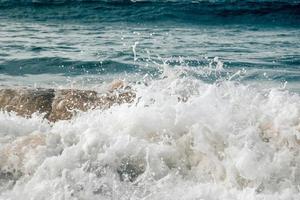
(0, 63, 300, 199)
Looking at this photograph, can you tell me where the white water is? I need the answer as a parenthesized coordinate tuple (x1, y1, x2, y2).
(0, 65, 300, 199)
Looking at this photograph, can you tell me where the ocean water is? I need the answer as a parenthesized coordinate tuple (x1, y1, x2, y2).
(1, 0, 300, 199)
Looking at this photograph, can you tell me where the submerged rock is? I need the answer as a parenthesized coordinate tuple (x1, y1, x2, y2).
(0, 81, 135, 122)
(0, 133, 46, 174)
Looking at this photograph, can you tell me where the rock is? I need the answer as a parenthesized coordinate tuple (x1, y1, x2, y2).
(48, 89, 100, 121)
(0, 81, 136, 122)
(48, 88, 135, 121)
(0, 88, 55, 119)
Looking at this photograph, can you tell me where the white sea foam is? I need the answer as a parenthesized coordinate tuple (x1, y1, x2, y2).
(0, 67, 300, 199)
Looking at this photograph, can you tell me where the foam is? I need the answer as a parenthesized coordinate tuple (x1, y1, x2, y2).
(0, 74, 299, 199)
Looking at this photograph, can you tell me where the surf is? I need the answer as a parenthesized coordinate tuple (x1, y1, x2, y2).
(0, 67, 300, 199)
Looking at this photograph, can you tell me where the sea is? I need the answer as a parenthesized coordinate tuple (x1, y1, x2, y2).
(0, 0, 300, 199)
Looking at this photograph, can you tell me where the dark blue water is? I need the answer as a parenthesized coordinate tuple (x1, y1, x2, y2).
(0, 0, 300, 89)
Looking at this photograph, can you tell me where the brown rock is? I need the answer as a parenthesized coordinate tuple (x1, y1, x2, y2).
(0, 81, 136, 122)
(49, 88, 135, 121)
(0, 88, 55, 119)
(48, 89, 100, 121)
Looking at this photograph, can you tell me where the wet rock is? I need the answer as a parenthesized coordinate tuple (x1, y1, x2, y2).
(49, 88, 135, 121)
(48, 89, 100, 121)
(0, 81, 136, 122)
(0, 88, 55, 119)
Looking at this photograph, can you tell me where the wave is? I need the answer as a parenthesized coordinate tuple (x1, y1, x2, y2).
(0, 70, 300, 199)
(1, 0, 299, 26)
(1, 57, 299, 88)
(0, 57, 153, 76)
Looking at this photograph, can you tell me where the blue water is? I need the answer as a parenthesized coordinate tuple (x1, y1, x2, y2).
(0, 0, 300, 90)
(2, 1, 300, 199)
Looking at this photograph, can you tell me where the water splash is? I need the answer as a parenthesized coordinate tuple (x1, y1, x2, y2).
(0, 70, 300, 199)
